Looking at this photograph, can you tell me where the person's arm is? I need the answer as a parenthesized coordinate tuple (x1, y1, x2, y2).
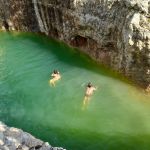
(92, 87, 96, 91)
(94, 86, 98, 90)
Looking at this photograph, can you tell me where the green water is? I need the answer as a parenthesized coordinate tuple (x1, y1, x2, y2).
(0, 32, 150, 150)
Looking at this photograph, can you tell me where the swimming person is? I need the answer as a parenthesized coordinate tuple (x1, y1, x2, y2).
(49, 70, 61, 86)
(82, 82, 97, 109)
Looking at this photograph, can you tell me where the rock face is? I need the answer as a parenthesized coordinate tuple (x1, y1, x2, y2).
(0, 0, 150, 87)
(0, 122, 65, 150)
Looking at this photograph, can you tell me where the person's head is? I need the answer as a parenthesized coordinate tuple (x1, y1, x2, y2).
(87, 82, 92, 88)
(53, 70, 59, 74)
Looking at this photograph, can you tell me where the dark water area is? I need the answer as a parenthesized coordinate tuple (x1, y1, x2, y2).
(0, 32, 150, 150)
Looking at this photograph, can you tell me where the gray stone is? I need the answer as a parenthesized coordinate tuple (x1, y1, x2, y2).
(0, 122, 65, 150)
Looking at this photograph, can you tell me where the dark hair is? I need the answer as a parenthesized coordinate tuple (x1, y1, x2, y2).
(53, 70, 59, 74)
(53, 70, 57, 74)
(87, 82, 92, 88)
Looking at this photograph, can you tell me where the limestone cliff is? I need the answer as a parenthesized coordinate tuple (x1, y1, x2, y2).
(0, 0, 150, 87)
(0, 122, 65, 150)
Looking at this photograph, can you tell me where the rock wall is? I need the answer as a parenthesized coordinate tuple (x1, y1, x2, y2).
(0, 122, 65, 150)
(0, 0, 150, 87)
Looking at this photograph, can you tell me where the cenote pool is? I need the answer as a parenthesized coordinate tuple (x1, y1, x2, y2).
(0, 32, 150, 150)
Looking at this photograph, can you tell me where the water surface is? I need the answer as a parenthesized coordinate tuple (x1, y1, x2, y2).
(0, 32, 150, 150)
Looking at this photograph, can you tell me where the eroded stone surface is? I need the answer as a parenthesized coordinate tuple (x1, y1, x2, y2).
(0, 122, 65, 150)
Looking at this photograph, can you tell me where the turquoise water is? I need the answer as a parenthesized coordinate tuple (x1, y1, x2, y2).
(0, 32, 150, 150)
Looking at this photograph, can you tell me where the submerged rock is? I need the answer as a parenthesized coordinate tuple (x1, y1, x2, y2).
(0, 122, 65, 150)
(0, 0, 149, 87)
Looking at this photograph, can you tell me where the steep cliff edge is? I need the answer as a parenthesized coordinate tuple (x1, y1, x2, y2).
(0, 122, 65, 150)
(0, 0, 150, 87)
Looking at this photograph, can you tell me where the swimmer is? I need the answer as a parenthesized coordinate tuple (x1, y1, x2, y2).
(49, 70, 61, 86)
(82, 82, 97, 109)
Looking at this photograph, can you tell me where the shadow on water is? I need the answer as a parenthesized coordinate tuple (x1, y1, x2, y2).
(11, 32, 134, 86)
(40, 127, 150, 150)
(9, 120, 150, 150)
(4, 110, 150, 150)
